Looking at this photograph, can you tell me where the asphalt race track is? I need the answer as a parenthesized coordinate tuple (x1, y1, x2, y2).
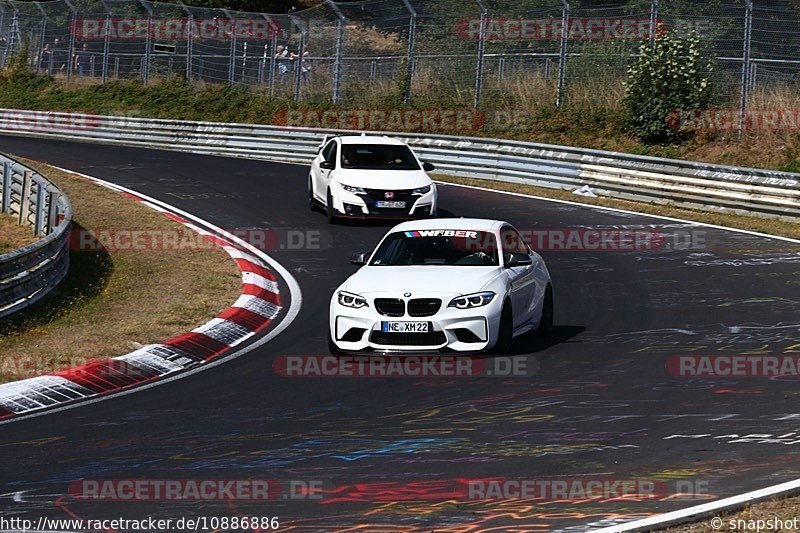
(1, 135, 800, 532)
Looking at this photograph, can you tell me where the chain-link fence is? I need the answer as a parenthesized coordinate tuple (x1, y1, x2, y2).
(0, 0, 796, 124)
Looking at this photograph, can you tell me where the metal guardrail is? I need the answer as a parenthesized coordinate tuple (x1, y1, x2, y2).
(0, 153, 72, 319)
(0, 108, 798, 220)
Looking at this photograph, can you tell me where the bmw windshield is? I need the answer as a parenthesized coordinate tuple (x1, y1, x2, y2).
(369, 230, 499, 266)
(341, 144, 421, 171)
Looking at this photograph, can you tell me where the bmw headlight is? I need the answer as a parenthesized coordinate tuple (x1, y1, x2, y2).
(412, 185, 431, 195)
(342, 184, 366, 194)
(338, 291, 369, 308)
(448, 291, 496, 309)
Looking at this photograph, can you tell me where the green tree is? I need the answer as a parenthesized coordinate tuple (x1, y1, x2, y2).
(623, 30, 712, 143)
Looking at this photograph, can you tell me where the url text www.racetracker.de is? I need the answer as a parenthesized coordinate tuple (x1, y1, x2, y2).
(0, 515, 281, 531)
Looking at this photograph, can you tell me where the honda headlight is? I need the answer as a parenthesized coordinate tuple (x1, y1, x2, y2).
(342, 184, 366, 194)
(412, 185, 431, 195)
(338, 291, 369, 308)
(448, 291, 496, 309)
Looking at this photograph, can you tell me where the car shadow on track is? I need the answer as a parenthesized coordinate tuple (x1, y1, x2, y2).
(506, 325, 586, 355)
(333, 208, 460, 228)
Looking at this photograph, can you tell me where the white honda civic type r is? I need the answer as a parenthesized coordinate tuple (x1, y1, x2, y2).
(329, 218, 554, 354)
(309, 134, 437, 223)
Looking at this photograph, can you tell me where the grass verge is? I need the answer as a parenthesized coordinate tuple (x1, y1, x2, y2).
(0, 213, 38, 253)
(435, 175, 800, 241)
(2, 72, 800, 174)
(0, 159, 242, 384)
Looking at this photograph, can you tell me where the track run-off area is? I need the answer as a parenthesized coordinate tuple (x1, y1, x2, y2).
(0, 135, 799, 532)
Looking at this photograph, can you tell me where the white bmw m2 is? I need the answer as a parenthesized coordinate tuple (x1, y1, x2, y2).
(329, 218, 553, 354)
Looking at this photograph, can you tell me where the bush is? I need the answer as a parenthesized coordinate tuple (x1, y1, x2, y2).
(623, 31, 713, 143)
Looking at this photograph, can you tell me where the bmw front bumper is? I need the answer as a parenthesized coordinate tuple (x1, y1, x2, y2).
(329, 292, 504, 353)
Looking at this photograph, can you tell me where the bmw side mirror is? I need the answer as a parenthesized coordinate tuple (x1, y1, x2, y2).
(350, 251, 370, 266)
(422, 161, 435, 172)
(320, 160, 335, 170)
(506, 252, 532, 268)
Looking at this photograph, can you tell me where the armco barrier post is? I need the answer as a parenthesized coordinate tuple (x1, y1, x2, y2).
(19, 170, 32, 226)
(34, 180, 46, 236)
(1, 161, 10, 213)
(556, 0, 570, 109)
(47, 190, 58, 235)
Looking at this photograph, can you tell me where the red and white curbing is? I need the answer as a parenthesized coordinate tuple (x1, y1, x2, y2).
(0, 174, 283, 421)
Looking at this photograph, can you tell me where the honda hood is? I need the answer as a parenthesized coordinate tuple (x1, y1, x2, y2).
(333, 169, 432, 190)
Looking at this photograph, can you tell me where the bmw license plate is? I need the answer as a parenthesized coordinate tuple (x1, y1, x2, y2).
(375, 201, 406, 208)
(382, 321, 429, 333)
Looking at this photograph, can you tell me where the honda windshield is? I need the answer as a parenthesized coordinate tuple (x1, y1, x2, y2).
(341, 144, 421, 171)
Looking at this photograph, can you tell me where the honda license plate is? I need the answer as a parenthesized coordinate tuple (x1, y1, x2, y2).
(375, 201, 406, 208)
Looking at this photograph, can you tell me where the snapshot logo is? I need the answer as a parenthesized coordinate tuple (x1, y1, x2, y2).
(668, 108, 800, 132)
(667, 355, 800, 378)
(68, 479, 327, 501)
(273, 355, 538, 378)
(455, 17, 656, 41)
(272, 109, 486, 132)
(70, 227, 322, 252)
(0, 110, 100, 132)
(70, 17, 280, 41)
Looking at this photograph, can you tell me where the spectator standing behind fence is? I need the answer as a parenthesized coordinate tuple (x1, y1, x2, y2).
(290, 48, 311, 82)
(52, 37, 67, 73)
(275, 44, 290, 76)
(73, 43, 89, 76)
(40, 42, 52, 73)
